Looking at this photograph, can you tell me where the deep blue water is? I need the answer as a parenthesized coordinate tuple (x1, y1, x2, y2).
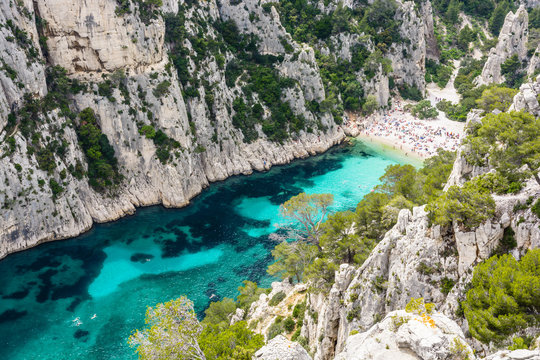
(0, 139, 411, 359)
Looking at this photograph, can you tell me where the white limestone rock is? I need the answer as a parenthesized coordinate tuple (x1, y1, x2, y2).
(253, 335, 312, 360)
(478, 6, 529, 85)
(509, 77, 540, 117)
(483, 350, 540, 360)
(335, 310, 476, 360)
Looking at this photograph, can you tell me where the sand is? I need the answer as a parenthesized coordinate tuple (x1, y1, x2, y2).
(345, 71, 466, 161)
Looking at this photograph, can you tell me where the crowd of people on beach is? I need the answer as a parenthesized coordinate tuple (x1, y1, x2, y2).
(349, 100, 463, 158)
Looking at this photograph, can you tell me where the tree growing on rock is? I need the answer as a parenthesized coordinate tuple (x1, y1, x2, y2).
(464, 111, 540, 185)
(128, 297, 205, 360)
(278, 192, 334, 248)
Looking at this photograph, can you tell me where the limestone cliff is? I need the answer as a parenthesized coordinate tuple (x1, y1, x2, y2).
(477, 5, 529, 85)
(0, 0, 346, 259)
(0, 0, 435, 259)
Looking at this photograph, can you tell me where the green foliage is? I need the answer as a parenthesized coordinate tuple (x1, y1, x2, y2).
(237, 281, 267, 311)
(470, 171, 521, 195)
(463, 111, 540, 186)
(475, 86, 519, 113)
(202, 298, 237, 328)
(437, 57, 486, 121)
(153, 80, 171, 98)
(425, 60, 453, 88)
(279, 193, 334, 246)
(199, 321, 264, 360)
(128, 296, 205, 360)
(441, 277, 456, 295)
(49, 179, 64, 199)
(500, 54, 524, 89)
(426, 177, 496, 229)
(463, 249, 540, 344)
(116, 0, 162, 24)
(492, 227, 517, 256)
(267, 241, 318, 283)
(292, 302, 306, 319)
(362, 95, 379, 115)
(489, 1, 510, 36)
(267, 319, 284, 340)
(283, 316, 296, 332)
(532, 199, 540, 218)
(76, 108, 122, 191)
(268, 291, 287, 307)
(457, 26, 477, 51)
(231, 97, 261, 143)
(138, 124, 181, 163)
(398, 83, 423, 101)
(508, 336, 533, 350)
(412, 100, 439, 119)
(405, 297, 435, 315)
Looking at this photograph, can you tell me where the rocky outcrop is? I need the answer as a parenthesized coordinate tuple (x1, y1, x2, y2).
(301, 176, 540, 359)
(444, 110, 487, 189)
(477, 6, 529, 85)
(335, 310, 475, 360)
(388, 1, 428, 92)
(253, 335, 312, 360)
(509, 76, 540, 117)
(246, 280, 307, 338)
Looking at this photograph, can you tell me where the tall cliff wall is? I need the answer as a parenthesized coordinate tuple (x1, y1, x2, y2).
(0, 0, 435, 259)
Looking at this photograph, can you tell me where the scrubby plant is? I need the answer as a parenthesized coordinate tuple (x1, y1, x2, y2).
(268, 291, 286, 307)
(463, 249, 540, 344)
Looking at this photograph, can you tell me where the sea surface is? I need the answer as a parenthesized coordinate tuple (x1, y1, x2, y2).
(0, 139, 412, 359)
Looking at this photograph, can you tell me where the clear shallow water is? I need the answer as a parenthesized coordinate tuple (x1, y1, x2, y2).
(0, 139, 408, 360)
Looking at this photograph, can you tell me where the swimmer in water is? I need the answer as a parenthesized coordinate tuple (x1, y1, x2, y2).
(91, 314, 97, 320)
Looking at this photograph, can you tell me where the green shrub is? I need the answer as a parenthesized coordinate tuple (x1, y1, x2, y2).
(199, 321, 264, 359)
(411, 100, 438, 119)
(268, 291, 286, 307)
(398, 83, 422, 101)
(283, 316, 296, 332)
(531, 198, 540, 218)
(463, 249, 540, 344)
(292, 302, 306, 319)
(76, 108, 122, 191)
(49, 178, 64, 199)
(153, 80, 171, 98)
(267, 320, 284, 340)
(440, 277, 455, 295)
(426, 178, 496, 229)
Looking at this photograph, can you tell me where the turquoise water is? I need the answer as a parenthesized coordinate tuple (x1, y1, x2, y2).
(0, 140, 409, 359)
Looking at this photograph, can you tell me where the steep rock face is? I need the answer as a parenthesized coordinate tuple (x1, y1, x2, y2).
(423, 1, 439, 61)
(335, 310, 476, 360)
(0, 0, 346, 259)
(444, 110, 488, 189)
(388, 1, 428, 92)
(302, 178, 540, 359)
(253, 335, 312, 360)
(36, 0, 165, 74)
(478, 5, 529, 85)
(0, 0, 46, 129)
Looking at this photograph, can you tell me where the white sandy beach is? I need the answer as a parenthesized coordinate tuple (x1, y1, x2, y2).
(346, 66, 466, 160)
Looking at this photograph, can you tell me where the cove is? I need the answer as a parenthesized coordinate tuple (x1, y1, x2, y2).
(0, 139, 413, 360)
